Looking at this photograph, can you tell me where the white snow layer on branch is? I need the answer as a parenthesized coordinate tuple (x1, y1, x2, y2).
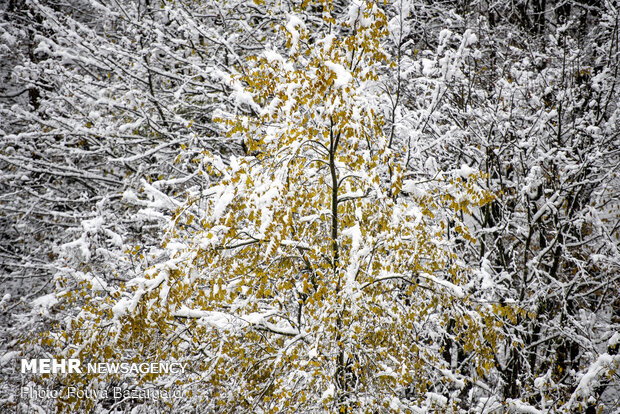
(31, 293, 58, 315)
(566, 353, 620, 409)
(420, 273, 464, 298)
(174, 306, 297, 336)
(505, 399, 543, 414)
(285, 14, 305, 55)
(325, 61, 352, 88)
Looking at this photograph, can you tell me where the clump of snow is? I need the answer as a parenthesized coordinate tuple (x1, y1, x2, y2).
(342, 222, 362, 296)
(321, 33, 335, 53)
(77, 271, 109, 291)
(402, 180, 429, 199)
(121, 189, 140, 204)
(2, 31, 17, 47)
(321, 384, 335, 400)
(437, 29, 452, 55)
(421, 58, 436, 77)
(478, 257, 495, 290)
(61, 270, 107, 292)
(104, 229, 123, 247)
(505, 399, 543, 414)
(263, 48, 284, 64)
(280, 240, 310, 249)
(257, 179, 282, 234)
(0, 293, 10, 308)
(533, 371, 554, 390)
(347, 0, 375, 28)
(0, 351, 20, 367)
(112, 297, 132, 319)
(142, 180, 181, 209)
(325, 61, 352, 88)
(179, 308, 236, 330)
(570, 353, 619, 404)
(212, 185, 235, 221)
(439, 369, 466, 389)
(424, 156, 438, 174)
(82, 216, 104, 234)
(231, 86, 259, 111)
(31, 293, 58, 314)
(426, 392, 448, 407)
(463, 30, 478, 47)
(421, 273, 464, 298)
(61, 233, 91, 262)
(118, 119, 143, 133)
(387, 1, 411, 42)
(455, 163, 476, 178)
(137, 208, 165, 221)
(229, 156, 240, 172)
(286, 15, 306, 55)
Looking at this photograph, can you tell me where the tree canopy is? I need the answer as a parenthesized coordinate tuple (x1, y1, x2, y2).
(2, 0, 619, 412)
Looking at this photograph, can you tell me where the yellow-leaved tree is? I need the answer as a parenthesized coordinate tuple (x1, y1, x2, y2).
(38, 1, 504, 412)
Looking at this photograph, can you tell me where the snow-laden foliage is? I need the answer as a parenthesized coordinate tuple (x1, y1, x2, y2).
(25, 3, 503, 412)
(0, 0, 278, 407)
(2, 0, 619, 412)
(378, 0, 620, 411)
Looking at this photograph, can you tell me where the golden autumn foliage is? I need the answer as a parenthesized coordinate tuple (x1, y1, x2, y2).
(35, 1, 505, 412)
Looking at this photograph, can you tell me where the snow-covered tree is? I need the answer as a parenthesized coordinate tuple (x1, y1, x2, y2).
(1, 0, 279, 409)
(382, 0, 620, 410)
(33, 2, 506, 412)
(4, 0, 619, 412)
